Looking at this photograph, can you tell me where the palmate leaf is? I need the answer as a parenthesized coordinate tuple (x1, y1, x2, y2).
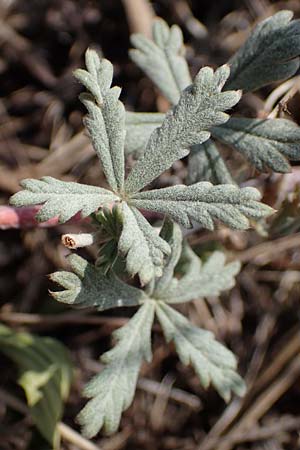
(10, 177, 118, 223)
(130, 18, 191, 105)
(125, 112, 165, 156)
(225, 10, 300, 92)
(118, 202, 170, 285)
(131, 182, 273, 230)
(156, 303, 246, 401)
(188, 140, 235, 185)
(212, 118, 300, 173)
(50, 253, 146, 310)
(0, 325, 73, 447)
(77, 300, 155, 438)
(161, 245, 240, 303)
(74, 50, 125, 192)
(125, 65, 241, 194)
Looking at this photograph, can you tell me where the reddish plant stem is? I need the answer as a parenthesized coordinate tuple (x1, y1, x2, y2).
(0, 205, 85, 229)
(0, 205, 163, 230)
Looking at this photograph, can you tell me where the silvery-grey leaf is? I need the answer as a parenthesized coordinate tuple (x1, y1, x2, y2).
(118, 203, 170, 285)
(161, 245, 240, 303)
(125, 112, 165, 156)
(212, 118, 300, 173)
(50, 254, 146, 310)
(125, 65, 241, 194)
(130, 18, 191, 104)
(226, 11, 300, 91)
(152, 220, 183, 297)
(131, 182, 273, 230)
(77, 300, 155, 437)
(10, 177, 118, 223)
(74, 50, 125, 192)
(156, 302, 246, 401)
(188, 139, 235, 185)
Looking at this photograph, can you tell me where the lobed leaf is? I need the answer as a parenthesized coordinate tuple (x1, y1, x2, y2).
(10, 177, 118, 223)
(131, 182, 273, 230)
(188, 139, 235, 185)
(118, 203, 170, 285)
(156, 303, 246, 401)
(212, 117, 300, 173)
(125, 65, 241, 194)
(50, 253, 146, 310)
(160, 245, 240, 303)
(226, 10, 300, 91)
(130, 18, 191, 104)
(74, 50, 125, 192)
(77, 301, 155, 437)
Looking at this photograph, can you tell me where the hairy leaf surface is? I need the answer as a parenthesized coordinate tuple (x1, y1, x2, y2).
(161, 245, 240, 303)
(131, 182, 273, 229)
(188, 140, 234, 185)
(156, 303, 246, 401)
(212, 118, 300, 172)
(10, 177, 118, 223)
(50, 254, 146, 310)
(118, 203, 170, 285)
(75, 50, 125, 191)
(125, 65, 241, 194)
(152, 220, 183, 297)
(77, 301, 155, 437)
(226, 11, 300, 91)
(130, 18, 191, 104)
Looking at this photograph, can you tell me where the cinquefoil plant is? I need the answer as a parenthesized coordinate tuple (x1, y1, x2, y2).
(50, 220, 244, 437)
(11, 50, 272, 285)
(9, 10, 300, 438)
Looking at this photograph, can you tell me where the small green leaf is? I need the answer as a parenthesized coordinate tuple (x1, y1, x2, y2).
(125, 65, 241, 194)
(156, 303, 246, 401)
(19, 367, 57, 406)
(226, 10, 300, 91)
(131, 182, 273, 230)
(130, 18, 191, 104)
(77, 300, 155, 437)
(212, 118, 300, 173)
(10, 177, 118, 223)
(50, 253, 146, 309)
(0, 325, 73, 447)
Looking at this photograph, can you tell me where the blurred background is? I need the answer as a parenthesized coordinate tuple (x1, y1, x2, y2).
(1, 0, 300, 449)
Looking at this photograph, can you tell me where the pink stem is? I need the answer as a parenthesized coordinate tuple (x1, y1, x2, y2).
(0, 205, 163, 230)
(0, 205, 85, 230)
